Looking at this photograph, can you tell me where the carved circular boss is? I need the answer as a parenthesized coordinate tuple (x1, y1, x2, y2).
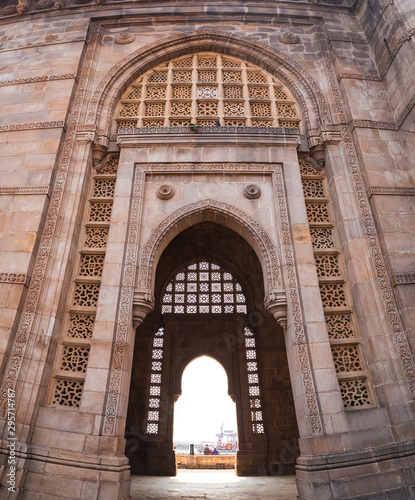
(156, 185, 175, 200)
(243, 184, 261, 199)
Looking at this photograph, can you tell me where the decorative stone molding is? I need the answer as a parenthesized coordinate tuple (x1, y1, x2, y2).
(115, 33, 136, 45)
(77, 124, 96, 132)
(0, 22, 101, 413)
(307, 126, 342, 149)
(306, 126, 342, 169)
(272, 168, 323, 434)
(0, 273, 28, 285)
(156, 185, 175, 200)
(0, 74, 75, 87)
(0, 2, 351, 18)
(1, 5, 16, 15)
(243, 184, 261, 199)
(338, 73, 381, 82)
(338, 28, 415, 83)
(317, 25, 415, 396)
(35, 0, 53, 9)
(391, 274, 415, 287)
(264, 290, 287, 328)
(0, 186, 49, 195)
(118, 126, 300, 136)
(138, 194, 282, 292)
(117, 128, 301, 148)
(75, 130, 95, 143)
(368, 186, 415, 197)
(0, 121, 64, 133)
(132, 290, 155, 327)
(278, 32, 300, 44)
(396, 93, 415, 129)
(103, 161, 144, 435)
(88, 29, 332, 131)
(352, 120, 398, 131)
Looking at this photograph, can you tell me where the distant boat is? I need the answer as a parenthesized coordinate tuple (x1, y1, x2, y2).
(215, 423, 237, 452)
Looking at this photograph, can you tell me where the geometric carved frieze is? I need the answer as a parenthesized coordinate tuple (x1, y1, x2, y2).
(368, 186, 415, 197)
(352, 120, 398, 131)
(0, 273, 28, 285)
(0, 121, 64, 133)
(0, 186, 49, 196)
(391, 274, 415, 287)
(0, 73, 76, 87)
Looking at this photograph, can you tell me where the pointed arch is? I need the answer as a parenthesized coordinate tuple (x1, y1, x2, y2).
(137, 198, 282, 299)
(87, 30, 332, 133)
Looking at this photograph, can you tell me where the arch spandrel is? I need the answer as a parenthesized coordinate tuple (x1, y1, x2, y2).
(135, 198, 284, 305)
(88, 30, 332, 134)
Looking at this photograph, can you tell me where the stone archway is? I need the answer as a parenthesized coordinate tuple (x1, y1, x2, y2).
(88, 30, 332, 135)
(125, 221, 300, 477)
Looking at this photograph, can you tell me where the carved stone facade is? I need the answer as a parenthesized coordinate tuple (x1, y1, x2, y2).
(0, 1, 414, 499)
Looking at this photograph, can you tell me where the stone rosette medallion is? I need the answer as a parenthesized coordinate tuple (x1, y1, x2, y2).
(243, 184, 261, 199)
(35, 0, 54, 9)
(1, 4, 16, 14)
(278, 32, 300, 44)
(115, 33, 136, 45)
(157, 185, 175, 200)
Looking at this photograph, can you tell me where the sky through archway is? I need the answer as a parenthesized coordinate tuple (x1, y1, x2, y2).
(174, 356, 237, 445)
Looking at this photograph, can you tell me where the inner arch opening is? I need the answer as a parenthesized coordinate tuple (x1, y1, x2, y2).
(174, 356, 237, 461)
(126, 221, 299, 477)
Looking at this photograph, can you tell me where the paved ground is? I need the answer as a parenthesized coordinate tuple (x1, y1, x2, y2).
(131, 470, 298, 499)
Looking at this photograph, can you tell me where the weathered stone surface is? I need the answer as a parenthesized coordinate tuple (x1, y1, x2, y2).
(0, 1, 414, 499)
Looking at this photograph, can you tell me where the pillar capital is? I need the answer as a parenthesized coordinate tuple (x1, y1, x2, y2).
(264, 289, 287, 328)
(132, 289, 154, 328)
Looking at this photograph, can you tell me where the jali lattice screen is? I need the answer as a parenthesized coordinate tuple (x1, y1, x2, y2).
(116, 53, 301, 130)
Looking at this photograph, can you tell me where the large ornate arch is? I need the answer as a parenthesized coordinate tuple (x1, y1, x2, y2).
(87, 30, 332, 134)
(136, 198, 283, 300)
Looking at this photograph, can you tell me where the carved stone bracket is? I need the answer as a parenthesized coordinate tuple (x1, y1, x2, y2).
(264, 289, 287, 328)
(132, 289, 155, 328)
(75, 130, 96, 143)
(306, 126, 342, 169)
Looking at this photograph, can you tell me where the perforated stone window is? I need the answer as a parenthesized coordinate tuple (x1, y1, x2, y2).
(161, 261, 247, 314)
(244, 326, 266, 435)
(146, 327, 165, 435)
(116, 53, 301, 130)
(50, 157, 119, 408)
(300, 157, 373, 409)
(51, 379, 84, 408)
